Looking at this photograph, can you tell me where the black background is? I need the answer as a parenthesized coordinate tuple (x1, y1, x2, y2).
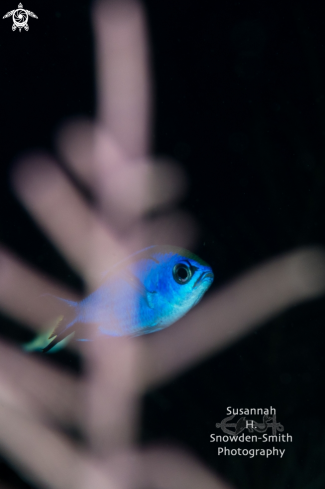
(1, 0, 325, 488)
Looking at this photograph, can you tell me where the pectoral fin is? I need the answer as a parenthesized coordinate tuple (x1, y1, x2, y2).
(121, 270, 156, 308)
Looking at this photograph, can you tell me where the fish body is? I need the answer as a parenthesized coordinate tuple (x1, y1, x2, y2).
(25, 245, 214, 352)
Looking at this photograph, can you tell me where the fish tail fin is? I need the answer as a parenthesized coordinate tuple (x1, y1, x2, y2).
(41, 324, 76, 353)
(22, 317, 75, 354)
(40, 293, 78, 309)
(23, 294, 79, 353)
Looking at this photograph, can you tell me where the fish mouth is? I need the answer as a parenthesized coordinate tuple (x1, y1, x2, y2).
(193, 270, 214, 288)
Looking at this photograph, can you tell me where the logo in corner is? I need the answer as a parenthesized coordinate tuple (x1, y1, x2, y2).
(210, 407, 292, 459)
(215, 413, 284, 435)
(3, 3, 38, 32)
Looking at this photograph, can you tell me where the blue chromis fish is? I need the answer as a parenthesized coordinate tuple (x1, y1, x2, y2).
(24, 245, 214, 353)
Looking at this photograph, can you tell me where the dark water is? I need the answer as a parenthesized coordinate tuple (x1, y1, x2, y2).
(1, 0, 325, 487)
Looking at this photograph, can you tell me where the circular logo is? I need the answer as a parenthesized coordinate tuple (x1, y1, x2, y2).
(13, 8, 28, 28)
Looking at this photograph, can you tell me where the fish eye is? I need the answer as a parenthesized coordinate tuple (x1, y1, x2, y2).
(173, 263, 192, 284)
